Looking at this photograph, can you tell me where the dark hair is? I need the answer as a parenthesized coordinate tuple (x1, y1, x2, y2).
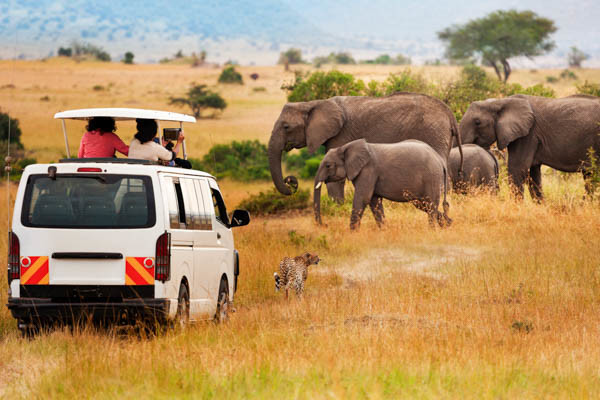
(134, 119, 158, 143)
(86, 117, 116, 135)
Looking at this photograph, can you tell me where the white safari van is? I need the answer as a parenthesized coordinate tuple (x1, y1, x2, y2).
(6, 109, 250, 333)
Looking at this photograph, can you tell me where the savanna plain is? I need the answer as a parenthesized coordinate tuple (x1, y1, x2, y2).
(1, 60, 600, 398)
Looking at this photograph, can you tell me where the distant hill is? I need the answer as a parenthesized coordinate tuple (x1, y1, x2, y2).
(1, 0, 599, 67)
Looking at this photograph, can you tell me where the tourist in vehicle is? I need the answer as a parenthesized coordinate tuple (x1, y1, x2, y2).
(128, 118, 184, 162)
(78, 117, 129, 158)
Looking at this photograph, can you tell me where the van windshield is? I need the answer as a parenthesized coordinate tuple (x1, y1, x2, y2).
(21, 174, 156, 229)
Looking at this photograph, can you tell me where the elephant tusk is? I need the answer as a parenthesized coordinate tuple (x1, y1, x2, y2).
(315, 181, 323, 190)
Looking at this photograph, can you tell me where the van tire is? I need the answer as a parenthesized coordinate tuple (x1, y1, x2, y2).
(215, 279, 229, 323)
(175, 282, 190, 328)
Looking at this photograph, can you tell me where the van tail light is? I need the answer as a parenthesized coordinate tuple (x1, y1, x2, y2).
(7, 232, 20, 285)
(155, 232, 171, 282)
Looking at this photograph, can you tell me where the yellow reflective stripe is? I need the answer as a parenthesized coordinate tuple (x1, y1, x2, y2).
(125, 274, 136, 285)
(21, 257, 47, 283)
(37, 274, 49, 285)
(128, 258, 154, 284)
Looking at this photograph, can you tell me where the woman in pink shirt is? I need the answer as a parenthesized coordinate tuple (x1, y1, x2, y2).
(78, 117, 129, 158)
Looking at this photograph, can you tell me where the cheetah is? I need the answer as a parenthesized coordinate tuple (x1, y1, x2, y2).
(274, 252, 320, 299)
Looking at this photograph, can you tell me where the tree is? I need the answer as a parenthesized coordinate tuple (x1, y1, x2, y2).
(568, 46, 588, 68)
(123, 52, 134, 64)
(169, 84, 227, 118)
(57, 47, 72, 57)
(438, 10, 557, 82)
(278, 48, 304, 66)
(0, 110, 23, 148)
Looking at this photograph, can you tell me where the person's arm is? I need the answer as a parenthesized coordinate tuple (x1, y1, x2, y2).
(111, 133, 129, 156)
(170, 133, 185, 157)
(155, 142, 176, 161)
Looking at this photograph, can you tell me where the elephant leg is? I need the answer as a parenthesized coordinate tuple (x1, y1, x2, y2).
(528, 164, 543, 202)
(326, 181, 345, 204)
(413, 199, 436, 227)
(507, 136, 538, 200)
(350, 196, 368, 230)
(368, 196, 385, 227)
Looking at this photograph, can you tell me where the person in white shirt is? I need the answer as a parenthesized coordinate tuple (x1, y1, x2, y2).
(128, 119, 184, 162)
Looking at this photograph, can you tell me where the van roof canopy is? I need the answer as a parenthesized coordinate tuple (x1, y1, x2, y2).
(54, 108, 196, 123)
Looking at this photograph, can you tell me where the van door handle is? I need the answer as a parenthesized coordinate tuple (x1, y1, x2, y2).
(217, 233, 221, 239)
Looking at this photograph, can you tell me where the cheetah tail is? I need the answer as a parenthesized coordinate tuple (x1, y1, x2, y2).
(274, 272, 281, 292)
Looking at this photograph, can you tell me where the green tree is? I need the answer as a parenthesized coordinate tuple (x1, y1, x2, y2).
(218, 66, 243, 84)
(278, 48, 304, 65)
(568, 46, 588, 68)
(123, 52, 134, 64)
(169, 84, 227, 118)
(283, 70, 366, 102)
(0, 111, 23, 149)
(438, 10, 557, 82)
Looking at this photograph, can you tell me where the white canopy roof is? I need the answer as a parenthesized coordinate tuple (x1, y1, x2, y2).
(54, 108, 196, 123)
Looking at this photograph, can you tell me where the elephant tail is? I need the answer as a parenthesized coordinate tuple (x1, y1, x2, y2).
(442, 165, 452, 226)
(452, 115, 464, 179)
(485, 148, 500, 190)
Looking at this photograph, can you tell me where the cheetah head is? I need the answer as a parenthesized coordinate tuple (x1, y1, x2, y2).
(302, 252, 320, 266)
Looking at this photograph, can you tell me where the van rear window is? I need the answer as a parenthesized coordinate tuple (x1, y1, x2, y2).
(21, 174, 156, 229)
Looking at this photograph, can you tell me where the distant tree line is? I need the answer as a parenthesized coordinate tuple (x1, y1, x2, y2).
(57, 41, 112, 62)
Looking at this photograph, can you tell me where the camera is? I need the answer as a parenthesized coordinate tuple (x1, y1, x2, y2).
(163, 128, 181, 141)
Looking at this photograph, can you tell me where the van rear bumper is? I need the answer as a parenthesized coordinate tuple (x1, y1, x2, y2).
(7, 297, 170, 324)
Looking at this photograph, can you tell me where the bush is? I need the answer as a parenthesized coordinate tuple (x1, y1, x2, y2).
(169, 84, 227, 118)
(57, 47, 72, 57)
(362, 54, 411, 65)
(0, 111, 23, 149)
(365, 70, 429, 97)
(71, 41, 111, 62)
(560, 69, 577, 80)
(284, 146, 327, 178)
(313, 52, 356, 67)
(237, 188, 309, 215)
(123, 52, 134, 64)
(284, 70, 366, 102)
(577, 81, 600, 97)
(189, 140, 269, 181)
(546, 76, 558, 83)
(93, 85, 105, 91)
(218, 66, 243, 84)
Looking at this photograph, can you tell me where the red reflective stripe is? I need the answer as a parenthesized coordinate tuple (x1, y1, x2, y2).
(126, 261, 148, 285)
(24, 259, 49, 285)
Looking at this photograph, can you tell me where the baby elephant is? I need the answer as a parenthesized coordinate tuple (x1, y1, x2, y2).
(449, 144, 499, 194)
(314, 139, 451, 230)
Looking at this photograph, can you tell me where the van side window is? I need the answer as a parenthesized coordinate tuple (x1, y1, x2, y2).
(211, 189, 229, 227)
(174, 182, 186, 226)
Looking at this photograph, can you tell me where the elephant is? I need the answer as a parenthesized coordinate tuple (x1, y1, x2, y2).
(449, 144, 499, 193)
(268, 93, 463, 202)
(313, 139, 452, 230)
(459, 94, 600, 200)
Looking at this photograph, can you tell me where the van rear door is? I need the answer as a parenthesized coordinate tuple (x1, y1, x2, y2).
(18, 173, 157, 287)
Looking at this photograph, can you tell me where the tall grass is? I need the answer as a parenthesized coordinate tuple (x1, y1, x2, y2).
(1, 171, 600, 398)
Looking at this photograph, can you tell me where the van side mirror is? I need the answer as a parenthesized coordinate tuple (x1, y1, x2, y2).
(230, 209, 250, 228)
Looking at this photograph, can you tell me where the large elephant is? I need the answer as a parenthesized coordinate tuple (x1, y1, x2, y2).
(459, 94, 600, 199)
(449, 144, 499, 193)
(313, 139, 451, 230)
(268, 93, 463, 201)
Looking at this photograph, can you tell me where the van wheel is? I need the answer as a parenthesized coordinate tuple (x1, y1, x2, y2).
(215, 279, 229, 323)
(175, 283, 190, 328)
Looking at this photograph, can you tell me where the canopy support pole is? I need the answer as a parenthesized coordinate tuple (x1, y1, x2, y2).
(180, 122, 187, 160)
(61, 119, 70, 158)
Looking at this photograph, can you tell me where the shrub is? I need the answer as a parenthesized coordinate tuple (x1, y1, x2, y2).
(93, 85, 105, 91)
(71, 41, 111, 62)
(123, 52, 134, 64)
(218, 66, 243, 84)
(189, 140, 269, 180)
(559, 69, 577, 80)
(362, 54, 411, 65)
(546, 76, 558, 83)
(506, 83, 555, 98)
(284, 70, 366, 102)
(169, 84, 227, 118)
(0, 110, 23, 149)
(40, 95, 50, 101)
(368, 70, 430, 96)
(568, 46, 589, 68)
(252, 87, 266, 92)
(237, 188, 309, 215)
(57, 47, 72, 57)
(313, 52, 356, 67)
(586, 147, 600, 195)
(284, 146, 326, 172)
(576, 81, 600, 97)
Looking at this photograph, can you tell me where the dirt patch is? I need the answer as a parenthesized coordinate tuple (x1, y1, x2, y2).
(315, 245, 482, 288)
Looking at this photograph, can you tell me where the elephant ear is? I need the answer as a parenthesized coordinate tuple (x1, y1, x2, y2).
(343, 139, 371, 181)
(496, 97, 534, 150)
(306, 100, 345, 154)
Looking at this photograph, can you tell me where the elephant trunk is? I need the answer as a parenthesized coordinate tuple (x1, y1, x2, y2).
(268, 133, 293, 195)
(314, 178, 324, 225)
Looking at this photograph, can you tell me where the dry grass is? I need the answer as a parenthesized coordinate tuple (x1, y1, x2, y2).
(0, 61, 600, 398)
